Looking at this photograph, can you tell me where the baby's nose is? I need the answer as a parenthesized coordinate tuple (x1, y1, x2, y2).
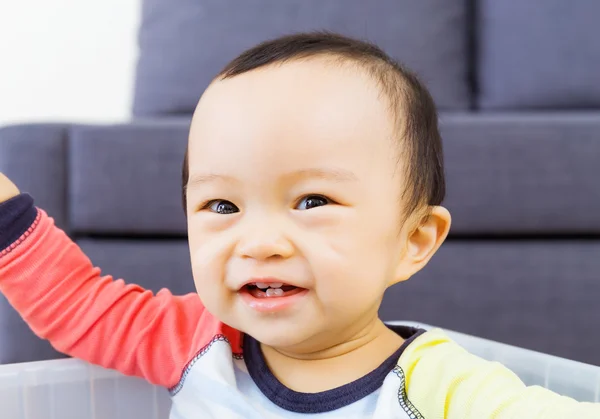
(235, 224, 294, 261)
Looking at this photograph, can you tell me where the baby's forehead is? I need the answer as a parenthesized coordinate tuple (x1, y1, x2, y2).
(199, 58, 391, 114)
(183, 58, 407, 197)
(190, 59, 398, 147)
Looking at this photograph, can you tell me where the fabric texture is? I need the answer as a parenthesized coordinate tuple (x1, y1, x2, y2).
(69, 120, 189, 235)
(0, 194, 36, 250)
(477, 0, 600, 109)
(0, 124, 68, 229)
(76, 239, 194, 296)
(0, 194, 65, 363)
(2, 200, 600, 417)
(133, 0, 470, 116)
(398, 331, 600, 418)
(440, 113, 600, 234)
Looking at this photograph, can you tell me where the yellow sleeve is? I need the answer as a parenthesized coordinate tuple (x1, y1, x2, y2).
(398, 329, 600, 418)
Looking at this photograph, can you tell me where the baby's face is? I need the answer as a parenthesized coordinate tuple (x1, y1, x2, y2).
(185, 59, 410, 352)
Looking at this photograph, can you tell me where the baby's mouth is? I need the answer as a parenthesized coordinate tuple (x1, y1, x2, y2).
(243, 282, 304, 298)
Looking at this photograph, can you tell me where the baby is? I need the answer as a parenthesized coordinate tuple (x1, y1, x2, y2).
(0, 32, 598, 418)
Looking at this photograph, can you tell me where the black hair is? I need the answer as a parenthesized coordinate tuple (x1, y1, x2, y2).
(182, 31, 445, 217)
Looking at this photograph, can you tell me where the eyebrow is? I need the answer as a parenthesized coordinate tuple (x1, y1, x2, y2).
(285, 168, 358, 183)
(186, 168, 358, 189)
(186, 173, 238, 190)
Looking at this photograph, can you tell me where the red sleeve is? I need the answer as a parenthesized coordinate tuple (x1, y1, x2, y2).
(0, 206, 242, 388)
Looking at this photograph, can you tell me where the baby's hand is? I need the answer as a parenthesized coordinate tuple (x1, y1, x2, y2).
(0, 172, 20, 203)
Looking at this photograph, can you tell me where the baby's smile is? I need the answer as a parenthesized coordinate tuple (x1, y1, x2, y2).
(239, 280, 309, 313)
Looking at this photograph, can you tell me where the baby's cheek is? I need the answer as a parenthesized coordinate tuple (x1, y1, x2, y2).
(313, 255, 385, 309)
(190, 233, 235, 275)
(190, 239, 241, 315)
(191, 260, 229, 320)
(190, 247, 225, 301)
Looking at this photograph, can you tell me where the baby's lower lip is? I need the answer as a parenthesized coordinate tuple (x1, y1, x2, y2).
(247, 285, 302, 298)
(239, 286, 308, 313)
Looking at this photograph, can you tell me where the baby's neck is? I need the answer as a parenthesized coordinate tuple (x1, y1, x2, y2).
(260, 319, 405, 393)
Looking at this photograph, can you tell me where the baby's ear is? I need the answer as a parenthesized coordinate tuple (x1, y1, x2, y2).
(391, 206, 451, 285)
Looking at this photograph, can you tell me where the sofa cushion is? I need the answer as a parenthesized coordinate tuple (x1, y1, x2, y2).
(69, 120, 189, 235)
(477, 0, 600, 109)
(441, 112, 600, 234)
(0, 124, 68, 230)
(380, 240, 600, 365)
(133, 0, 470, 116)
(76, 239, 194, 296)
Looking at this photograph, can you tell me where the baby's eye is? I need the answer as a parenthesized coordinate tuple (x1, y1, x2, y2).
(204, 200, 239, 214)
(296, 195, 330, 210)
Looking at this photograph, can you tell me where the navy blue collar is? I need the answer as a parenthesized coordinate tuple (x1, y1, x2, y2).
(243, 324, 425, 414)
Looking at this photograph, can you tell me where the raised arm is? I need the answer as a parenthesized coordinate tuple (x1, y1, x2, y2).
(0, 175, 241, 388)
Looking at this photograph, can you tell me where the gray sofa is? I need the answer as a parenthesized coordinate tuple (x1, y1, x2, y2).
(2, 0, 600, 365)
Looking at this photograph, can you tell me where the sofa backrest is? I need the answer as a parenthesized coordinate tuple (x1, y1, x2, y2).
(476, 0, 600, 109)
(132, 0, 600, 116)
(133, 0, 471, 116)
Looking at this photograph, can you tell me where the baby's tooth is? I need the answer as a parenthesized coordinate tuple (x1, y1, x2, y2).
(255, 282, 270, 289)
(266, 288, 284, 297)
(269, 283, 283, 289)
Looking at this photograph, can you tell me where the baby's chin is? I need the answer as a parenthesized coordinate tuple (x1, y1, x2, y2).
(239, 320, 326, 353)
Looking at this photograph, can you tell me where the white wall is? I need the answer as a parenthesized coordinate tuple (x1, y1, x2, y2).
(0, 0, 141, 126)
